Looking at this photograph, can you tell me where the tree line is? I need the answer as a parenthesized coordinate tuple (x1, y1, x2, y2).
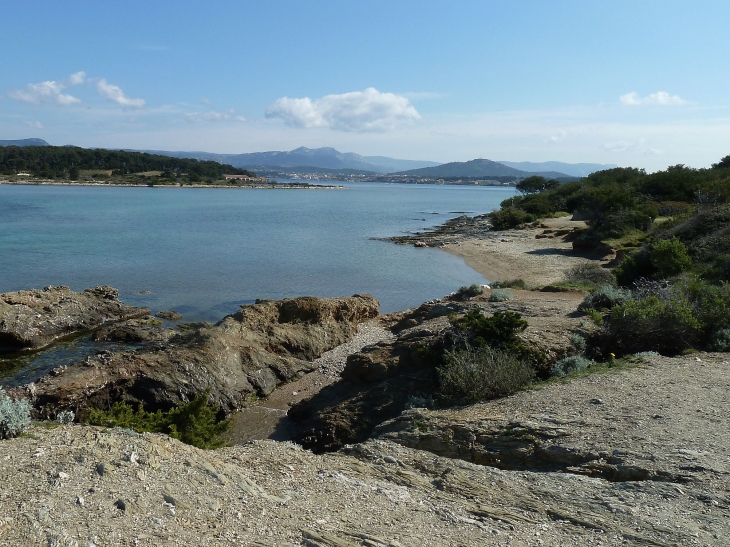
(0, 145, 255, 179)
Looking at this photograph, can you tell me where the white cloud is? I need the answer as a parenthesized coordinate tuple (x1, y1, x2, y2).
(185, 109, 245, 123)
(97, 79, 145, 108)
(620, 91, 687, 106)
(24, 120, 44, 129)
(265, 87, 421, 132)
(199, 97, 212, 105)
(66, 71, 87, 86)
(8, 71, 86, 106)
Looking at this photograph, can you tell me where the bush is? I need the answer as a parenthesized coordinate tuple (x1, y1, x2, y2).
(437, 345, 535, 404)
(0, 388, 32, 440)
(489, 288, 513, 302)
(550, 356, 592, 378)
(87, 391, 230, 449)
(606, 294, 702, 356)
(579, 285, 632, 311)
(650, 237, 692, 278)
(56, 410, 75, 425)
(489, 207, 535, 230)
(492, 278, 531, 290)
(571, 333, 587, 353)
(709, 328, 730, 352)
(564, 263, 616, 288)
(456, 283, 483, 298)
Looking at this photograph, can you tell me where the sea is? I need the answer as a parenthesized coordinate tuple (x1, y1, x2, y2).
(0, 182, 516, 384)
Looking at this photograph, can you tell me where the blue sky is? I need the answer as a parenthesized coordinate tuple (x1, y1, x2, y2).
(2, 1, 728, 171)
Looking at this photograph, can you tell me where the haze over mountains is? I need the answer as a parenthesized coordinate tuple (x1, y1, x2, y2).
(1, 138, 615, 178)
(131, 146, 440, 174)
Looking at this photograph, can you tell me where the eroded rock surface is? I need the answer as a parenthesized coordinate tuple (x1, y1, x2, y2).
(0, 285, 149, 353)
(290, 290, 591, 453)
(12, 294, 379, 419)
(374, 353, 730, 485)
(0, 424, 726, 546)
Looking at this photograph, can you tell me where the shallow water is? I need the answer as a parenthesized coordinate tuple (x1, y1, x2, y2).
(0, 182, 515, 320)
(0, 182, 516, 385)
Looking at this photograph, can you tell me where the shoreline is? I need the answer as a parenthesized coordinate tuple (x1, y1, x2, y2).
(392, 214, 607, 286)
(0, 180, 343, 189)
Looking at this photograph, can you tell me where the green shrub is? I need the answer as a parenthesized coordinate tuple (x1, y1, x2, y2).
(449, 309, 546, 373)
(489, 207, 535, 230)
(585, 308, 604, 325)
(564, 263, 616, 288)
(550, 356, 592, 378)
(606, 294, 702, 356)
(488, 288, 513, 302)
(87, 391, 230, 449)
(579, 285, 632, 311)
(456, 283, 484, 298)
(650, 238, 692, 278)
(0, 388, 32, 440)
(437, 345, 535, 405)
(709, 328, 730, 352)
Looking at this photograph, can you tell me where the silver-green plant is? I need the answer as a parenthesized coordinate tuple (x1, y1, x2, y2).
(489, 288, 513, 302)
(550, 355, 592, 378)
(56, 410, 75, 425)
(0, 388, 32, 440)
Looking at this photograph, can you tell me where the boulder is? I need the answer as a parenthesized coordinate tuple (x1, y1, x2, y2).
(0, 285, 150, 353)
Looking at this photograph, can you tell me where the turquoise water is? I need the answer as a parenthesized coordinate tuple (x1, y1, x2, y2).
(0, 183, 516, 320)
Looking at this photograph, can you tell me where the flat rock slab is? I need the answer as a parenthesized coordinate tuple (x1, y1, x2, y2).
(0, 285, 149, 353)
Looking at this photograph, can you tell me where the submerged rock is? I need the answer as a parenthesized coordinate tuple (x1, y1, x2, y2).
(12, 294, 379, 419)
(0, 285, 150, 353)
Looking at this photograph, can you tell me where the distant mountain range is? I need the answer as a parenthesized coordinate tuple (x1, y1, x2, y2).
(497, 160, 617, 178)
(1, 138, 616, 179)
(129, 146, 440, 174)
(393, 158, 575, 180)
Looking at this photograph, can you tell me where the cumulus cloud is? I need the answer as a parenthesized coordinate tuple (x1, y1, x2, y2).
(185, 109, 245, 123)
(8, 71, 86, 106)
(265, 87, 421, 132)
(97, 79, 145, 108)
(620, 91, 687, 106)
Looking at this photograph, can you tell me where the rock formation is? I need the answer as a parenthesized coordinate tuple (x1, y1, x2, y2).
(0, 285, 149, 353)
(11, 294, 379, 419)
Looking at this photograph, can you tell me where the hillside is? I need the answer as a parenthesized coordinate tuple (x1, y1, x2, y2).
(0, 138, 50, 147)
(393, 158, 572, 179)
(0, 145, 254, 180)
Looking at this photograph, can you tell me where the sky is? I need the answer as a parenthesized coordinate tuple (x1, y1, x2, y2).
(1, 0, 729, 171)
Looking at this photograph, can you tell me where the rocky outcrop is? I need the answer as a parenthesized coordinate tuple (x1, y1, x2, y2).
(12, 294, 379, 419)
(0, 285, 149, 353)
(290, 291, 590, 453)
(373, 352, 730, 485)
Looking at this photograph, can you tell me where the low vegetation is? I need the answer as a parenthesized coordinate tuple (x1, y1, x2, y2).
(86, 391, 230, 449)
(436, 309, 546, 405)
(0, 388, 31, 440)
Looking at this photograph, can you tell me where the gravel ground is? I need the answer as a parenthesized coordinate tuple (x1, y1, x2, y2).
(314, 321, 395, 379)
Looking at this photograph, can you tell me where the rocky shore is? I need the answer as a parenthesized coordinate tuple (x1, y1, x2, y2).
(1, 218, 729, 545)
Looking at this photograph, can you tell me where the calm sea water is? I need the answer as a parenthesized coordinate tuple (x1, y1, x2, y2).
(0, 183, 516, 320)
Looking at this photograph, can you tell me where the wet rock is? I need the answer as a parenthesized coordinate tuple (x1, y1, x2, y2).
(92, 317, 175, 343)
(155, 310, 183, 321)
(0, 285, 149, 353)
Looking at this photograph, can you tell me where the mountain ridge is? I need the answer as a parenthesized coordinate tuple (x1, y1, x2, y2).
(393, 158, 574, 179)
